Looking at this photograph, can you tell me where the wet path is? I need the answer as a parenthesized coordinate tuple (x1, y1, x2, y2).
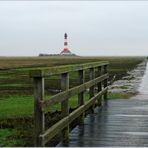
(58, 95, 148, 147)
(57, 61, 148, 147)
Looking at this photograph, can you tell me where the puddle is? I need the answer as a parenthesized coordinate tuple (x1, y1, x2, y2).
(131, 105, 148, 110)
(123, 132, 148, 136)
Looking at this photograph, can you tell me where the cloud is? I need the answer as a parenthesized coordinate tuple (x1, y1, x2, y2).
(0, 1, 148, 56)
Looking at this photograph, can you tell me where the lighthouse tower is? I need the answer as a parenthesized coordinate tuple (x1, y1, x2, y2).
(60, 33, 72, 55)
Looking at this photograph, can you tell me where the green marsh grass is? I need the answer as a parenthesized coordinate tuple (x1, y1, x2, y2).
(0, 92, 133, 119)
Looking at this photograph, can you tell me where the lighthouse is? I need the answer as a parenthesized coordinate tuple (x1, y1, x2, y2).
(60, 33, 73, 55)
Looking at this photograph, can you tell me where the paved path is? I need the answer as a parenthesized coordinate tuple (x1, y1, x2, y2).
(57, 94, 148, 147)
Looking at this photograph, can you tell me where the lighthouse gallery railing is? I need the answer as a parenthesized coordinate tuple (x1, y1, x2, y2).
(30, 61, 109, 146)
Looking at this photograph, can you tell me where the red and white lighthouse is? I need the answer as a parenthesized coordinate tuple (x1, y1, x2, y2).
(60, 33, 72, 55)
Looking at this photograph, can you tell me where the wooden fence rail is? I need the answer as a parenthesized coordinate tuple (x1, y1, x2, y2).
(30, 61, 109, 146)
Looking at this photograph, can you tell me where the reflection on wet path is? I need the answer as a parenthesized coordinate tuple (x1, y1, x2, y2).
(58, 97, 148, 147)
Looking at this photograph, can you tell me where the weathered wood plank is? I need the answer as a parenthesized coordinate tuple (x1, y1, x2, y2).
(78, 70, 85, 124)
(61, 73, 69, 116)
(84, 87, 108, 111)
(42, 74, 109, 111)
(104, 65, 107, 74)
(89, 68, 95, 98)
(97, 66, 102, 106)
(34, 77, 45, 146)
(97, 66, 102, 91)
(69, 87, 107, 123)
(61, 73, 69, 142)
(69, 105, 84, 124)
(78, 70, 85, 106)
(40, 116, 69, 146)
(30, 61, 109, 77)
(103, 65, 108, 100)
(89, 68, 95, 112)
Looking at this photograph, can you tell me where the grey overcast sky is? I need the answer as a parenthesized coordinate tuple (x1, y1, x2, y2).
(0, 1, 148, 56)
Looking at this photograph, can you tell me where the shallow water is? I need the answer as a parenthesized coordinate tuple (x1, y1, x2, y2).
(138, 62, 148, 94)
(109, 61, 146, 94)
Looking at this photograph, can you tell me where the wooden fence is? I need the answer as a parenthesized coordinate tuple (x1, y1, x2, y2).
(30, 61, 109, 146)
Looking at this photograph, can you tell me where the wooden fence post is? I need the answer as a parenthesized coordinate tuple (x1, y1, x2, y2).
(97, 66, 102, 106)
(89, 68, 95, 112)
(61, 73, 69, 142)
(103, 65, 108, 100)
(34, 77, 45, 147)
(78, 70, 85, 124)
